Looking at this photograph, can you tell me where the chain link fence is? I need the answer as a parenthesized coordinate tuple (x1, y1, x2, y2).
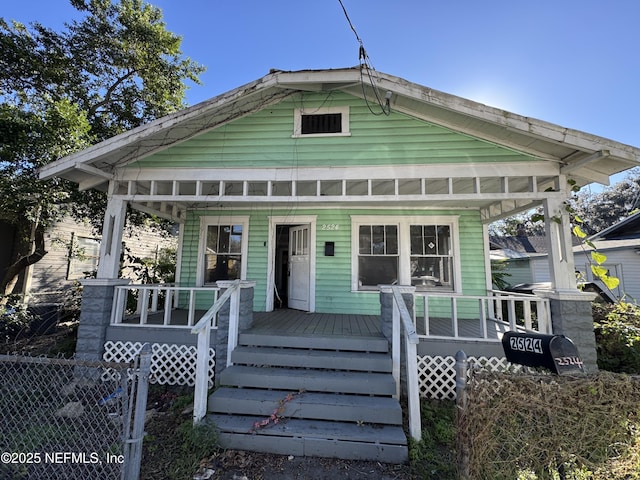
(0, 348, 151, 480)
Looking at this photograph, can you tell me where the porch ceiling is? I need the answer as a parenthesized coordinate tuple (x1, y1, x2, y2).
(40, 67, 640, 195)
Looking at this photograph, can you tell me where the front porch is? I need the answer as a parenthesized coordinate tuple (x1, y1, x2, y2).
(84, 280, 598, 462)
(107, 283, 551, 357)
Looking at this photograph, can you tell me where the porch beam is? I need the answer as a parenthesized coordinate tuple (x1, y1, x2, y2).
(561, 150, 609, 174)
(116, 162, 559, 182)
(122, 192, 558, 202)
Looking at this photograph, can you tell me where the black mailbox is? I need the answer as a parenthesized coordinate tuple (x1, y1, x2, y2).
(501, 331, 584, 375)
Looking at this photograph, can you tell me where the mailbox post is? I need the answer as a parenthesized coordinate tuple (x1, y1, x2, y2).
(502, 331, 584, 375)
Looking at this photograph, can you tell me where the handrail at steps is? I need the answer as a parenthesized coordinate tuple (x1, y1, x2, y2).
(191, 279, 241, 424)
(191, 280, 240, 335)
(391, 286, 421, 442)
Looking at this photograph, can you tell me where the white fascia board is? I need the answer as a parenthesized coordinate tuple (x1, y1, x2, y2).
(354, 73, 640, 166)
(39, 73, 283, 180)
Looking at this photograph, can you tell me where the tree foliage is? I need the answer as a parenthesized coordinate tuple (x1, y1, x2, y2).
(490, 169, 640, 238)
(488, 208, 546, 237)
(571, 167, 640, 236)
(0, 0, 204, 296)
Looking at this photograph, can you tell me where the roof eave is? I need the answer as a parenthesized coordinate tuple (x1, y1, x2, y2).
(39, 67, 640, 187)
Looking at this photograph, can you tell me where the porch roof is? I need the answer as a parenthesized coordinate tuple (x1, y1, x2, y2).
(40, 67, 640, 194)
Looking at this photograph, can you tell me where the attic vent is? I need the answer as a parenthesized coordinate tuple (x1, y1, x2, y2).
(301, 113, 342, 134)
(293, 106, 350, 138)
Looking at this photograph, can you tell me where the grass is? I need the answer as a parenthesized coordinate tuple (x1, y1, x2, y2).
(141, 386, 219, 480)
(409, 399, 457, 479)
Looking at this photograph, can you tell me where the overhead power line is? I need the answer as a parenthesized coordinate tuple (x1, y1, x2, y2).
(337, 0, 391, 116)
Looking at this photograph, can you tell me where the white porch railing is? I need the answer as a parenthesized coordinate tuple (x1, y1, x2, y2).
(110, 284, 220, 328)
(390, 286, 421, 442)
(413, 290, 551, 340)
(191, 279, 241, 424)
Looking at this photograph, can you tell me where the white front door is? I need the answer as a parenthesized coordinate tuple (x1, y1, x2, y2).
(288, 225, 310, 311)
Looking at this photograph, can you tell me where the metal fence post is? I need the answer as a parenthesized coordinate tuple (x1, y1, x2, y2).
(124, 342, 152, 480)
(455, 350, 470, 480)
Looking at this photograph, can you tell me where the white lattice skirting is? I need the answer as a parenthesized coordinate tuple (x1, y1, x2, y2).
(417, 355, 513, 400)
(103, 341, 215, 387)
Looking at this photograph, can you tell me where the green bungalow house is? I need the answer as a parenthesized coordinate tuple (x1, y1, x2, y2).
(40, 67, 640, 462)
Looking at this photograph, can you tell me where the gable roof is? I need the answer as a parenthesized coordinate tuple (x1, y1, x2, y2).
(490, 235, 551, 255)
(40, 67, 640, 191)
(590, 211, 640, 240)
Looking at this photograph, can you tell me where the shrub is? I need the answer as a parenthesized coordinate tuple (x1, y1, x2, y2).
(594, 302, 640, 373)
(460, 371, 640, 479)
(0, 300, 37, 343)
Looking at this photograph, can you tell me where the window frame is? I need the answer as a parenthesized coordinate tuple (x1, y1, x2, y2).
(292, 106, 350, 138)
(350, 215, 462, 293)
(197, 216, 249, 286)
(67, 234, 101, 280)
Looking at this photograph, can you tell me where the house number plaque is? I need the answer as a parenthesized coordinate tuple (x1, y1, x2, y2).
(321, 224, 339, 230)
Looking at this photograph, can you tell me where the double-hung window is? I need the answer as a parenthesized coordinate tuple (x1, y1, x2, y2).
(67, 235, 100, 280)
(199, 217, 249, 285)
(352, 216, 459, 292)
(409, 225, 453, 289)
(357, 225, 399, 289)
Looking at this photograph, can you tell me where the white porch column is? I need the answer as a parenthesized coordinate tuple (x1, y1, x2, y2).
(97, 191, 127, 279)
(543, 196, 578, 292)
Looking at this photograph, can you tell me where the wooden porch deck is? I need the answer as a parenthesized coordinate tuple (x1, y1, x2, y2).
(121, 308, 383, 337)
(250, 310, 382, 337)
(120, 308, 505, 340)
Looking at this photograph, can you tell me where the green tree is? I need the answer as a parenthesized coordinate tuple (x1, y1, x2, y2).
(0, 0, 204, 297)
(488, 207, 546, 237)
(571, 167, 640, 235)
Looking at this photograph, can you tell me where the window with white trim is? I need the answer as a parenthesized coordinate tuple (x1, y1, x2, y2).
(357, 225, 398, 289)
(409, 225, 453, 289)
(199, 217, 249, 285)
(67, 235, 100, 280)
(293, 106, 350, 138)
(352, 216, 460, 292)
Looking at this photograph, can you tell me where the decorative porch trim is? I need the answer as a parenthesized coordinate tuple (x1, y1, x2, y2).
(103, 341, 215, 387)
(417, 355, 516, 399)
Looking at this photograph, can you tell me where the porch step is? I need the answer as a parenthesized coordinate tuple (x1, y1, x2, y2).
(238, 332, 389, 352)
(208, 331, 408, 463)
(209, 388, 402, 424)
(219, 365, 397, 396)
(230, 346, 392, 372)
(206, 415, 408, 463)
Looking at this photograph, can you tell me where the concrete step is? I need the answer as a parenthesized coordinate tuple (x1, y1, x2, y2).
(238, 333, 389, 353)
(209, 388, 403, 425)
(219, 365, 397, 396)
(207, 414, 408, 463)
(230, 346, 393, 372)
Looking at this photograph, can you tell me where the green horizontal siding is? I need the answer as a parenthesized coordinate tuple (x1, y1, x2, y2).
(177, 207, 486, 315)
(134, 92, 534, 169)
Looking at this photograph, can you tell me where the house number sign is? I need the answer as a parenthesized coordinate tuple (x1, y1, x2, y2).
(509, 336, 543, 355)
(321, 224, 339, 231)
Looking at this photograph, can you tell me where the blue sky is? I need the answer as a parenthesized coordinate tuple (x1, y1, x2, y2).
(3, 1, 640, 186)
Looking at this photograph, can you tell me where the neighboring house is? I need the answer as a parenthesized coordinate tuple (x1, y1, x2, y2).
(39, 68, 640, 461)
(1, 216, 177, 306)
(492, 212, 640, 302)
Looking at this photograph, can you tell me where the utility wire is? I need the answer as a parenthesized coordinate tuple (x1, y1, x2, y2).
(337, 0, 391, 116)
